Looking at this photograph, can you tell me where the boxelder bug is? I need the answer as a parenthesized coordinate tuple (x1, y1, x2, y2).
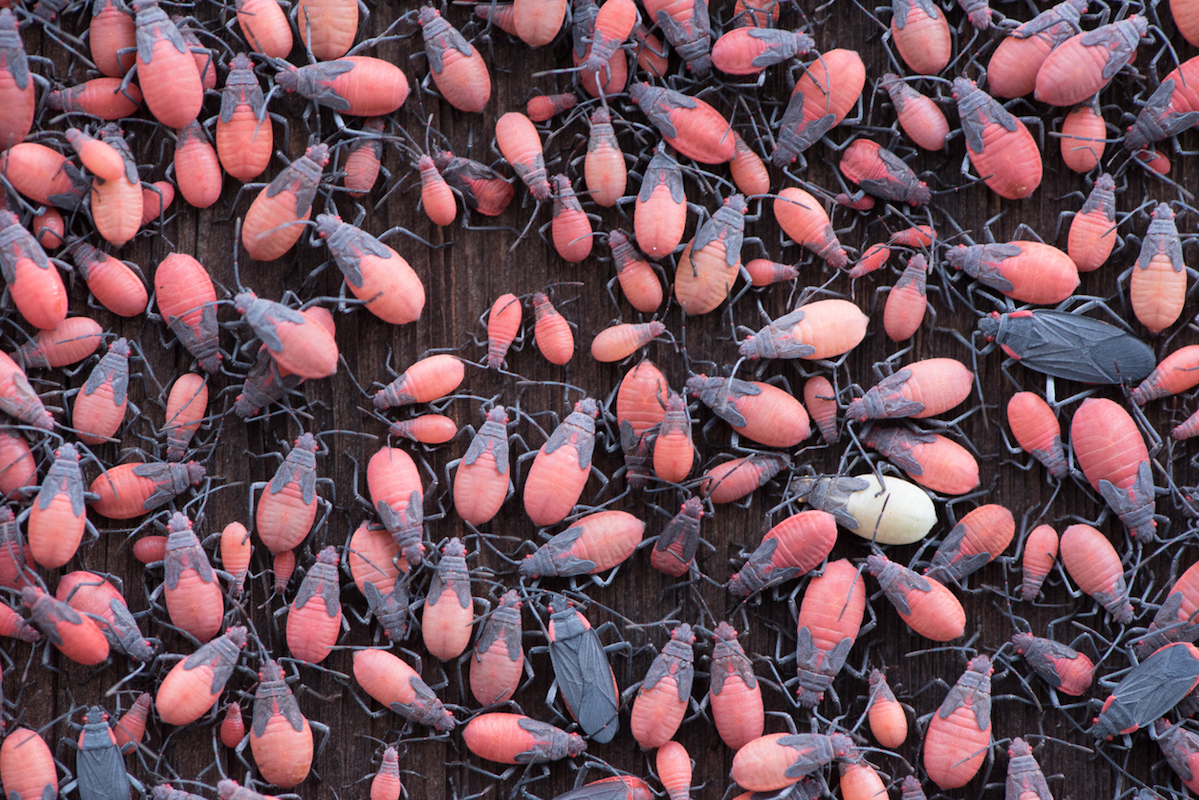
(951, 78, 1042, 200)
(1090, 642, 1199, 739)
(22, 585, 110, 665)
(241, 143, 330, 263)
(315, 215, 426, 326)
(454, 406, 512, 526)
(708, 621, 764, 750)
(0, 210, 69, 332)
(794, 558, 866, 707)
(422, 538, 475, 661)
(629, 624, 695, 749)
(523, 397, 601, 527)
(867, 670, 907, 747)
(1070, 398, 1155, 543)
(739, 299, 868, 360)
(728, 511, 836, 597)
(274, 57, 409, 116)
(774, 187, 848, 269)
(352, 648, 456, 731)
(859, 427, 979, 496)
(1137, 561, 1199, 658)
(1059, 523, 1134, 623)
(544, 595, 620, 743)
(652, 390, 693, 485)
(987, 0, 1086, 98)
(685, 374, 810, 448)
(1034, 16, 1147, 107)
(90, 460, 206, 519)
(730, 732, 857, 792)
(521, 510, 645, 579)
(629, 83, 735, 164)
(657, 741, 691, 800)
(651, 498, 702, 577)
(156, 625, 248, 726)
(67, 707, 134, 800)
(154, 253, 221, 373)
(1133, 345, 1199, 404)
(1011, 632, 1094, 696)
(286, 546, 343, 664)
(57, 571, 154, 661)
(675, 194, 747, 316)
(248, 659, 315, 788)
(924, 504, 1015, 584)
(418, 6, 490, 113)
(923, 654, 993, 789)
(889, 0, 949, 75)
(1130, 203, 1186, 334)
(470, 589, 525, 706)
(1020, 524, 1059, 601)
(462, 713, 585, 764)
(866, 553, 965, 640)
(976, 309, 1155, 384)
(635, 144, 687, 260)
(371, 746, 402, 800)
(881, 75, 948, 152)
(946, 241, 1079, 306)
(129, 0, 204, 128)
(0, 728, 57, 800)
(14, 317, 103, 370)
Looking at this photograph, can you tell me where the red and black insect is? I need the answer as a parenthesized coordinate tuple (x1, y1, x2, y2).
(976, 310, 1156, 384)
(68, 707, 133, 800)
(839, 140, 930, 206)
(651, 498, 703, 577)
(1011, 632, 1094, 696)
(923, 654, 992, 789)
(951, 78, 1042, 200)
(728, 511, 836, 596)
(794, 558, 867, 707)
(544, 595, 620, 743)
(629, 624, 695, 749)
(1091, 642, 1199, 739)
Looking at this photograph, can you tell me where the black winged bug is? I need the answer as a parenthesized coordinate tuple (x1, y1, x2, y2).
(1090, 642, 1199, 740)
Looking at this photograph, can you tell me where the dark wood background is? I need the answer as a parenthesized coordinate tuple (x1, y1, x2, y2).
(9, 0, 1199, 798)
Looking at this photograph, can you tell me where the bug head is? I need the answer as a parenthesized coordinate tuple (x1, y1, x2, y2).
(273, 65, 299, 93)
(975, 312, 1001, 341)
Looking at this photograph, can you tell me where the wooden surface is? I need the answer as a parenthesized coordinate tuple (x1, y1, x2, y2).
(9, 1, 1199, 799)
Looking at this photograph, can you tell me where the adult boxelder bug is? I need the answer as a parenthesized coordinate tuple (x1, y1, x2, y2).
(923, 655, 992, 789)
(70, 707, 132, 800)
(1070, 398, 1155, 542)
(866, 553, 964, 640)
(795, 558, 866, 707)
(1090, 642, 1199, 739)
(629, 624, 695, 749)
(1059, 523, 1134, 623)
(976, 309, 1155, 384)
(1156, 719, 1199, 794)
(545, 595, 620, 743)
(952, 78, 1042, 200)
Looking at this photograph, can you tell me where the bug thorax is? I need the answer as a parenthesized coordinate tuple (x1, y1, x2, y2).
(975, 312, 1001, 341)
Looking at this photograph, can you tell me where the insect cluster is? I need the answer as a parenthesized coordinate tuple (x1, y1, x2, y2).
(4, 0, 1199, 797)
